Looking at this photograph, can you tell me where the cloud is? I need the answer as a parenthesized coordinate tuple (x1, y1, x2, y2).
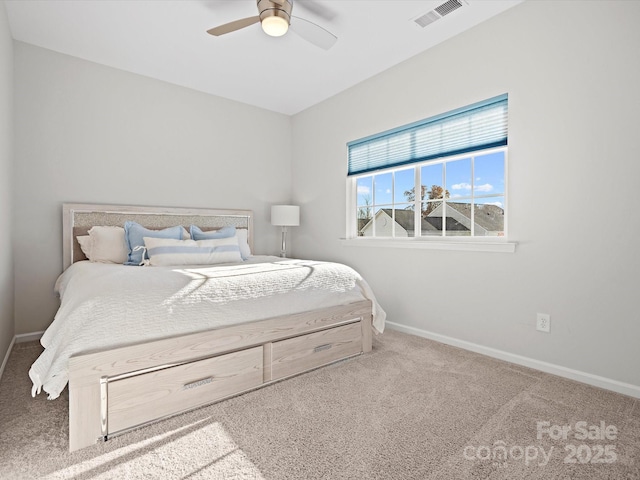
(452, 182, 494, 192)
(474, 183, 493, 192)
(357, 185, 370, 195)
(485, 201, 503, 208)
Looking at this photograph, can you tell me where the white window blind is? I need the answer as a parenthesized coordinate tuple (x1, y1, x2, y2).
(348, 94, 508, 176)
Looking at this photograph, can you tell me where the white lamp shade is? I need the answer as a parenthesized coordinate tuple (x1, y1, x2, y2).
(271, 205, 300, 226)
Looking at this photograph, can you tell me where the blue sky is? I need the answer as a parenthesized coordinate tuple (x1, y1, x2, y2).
(357, 150, 505, 210)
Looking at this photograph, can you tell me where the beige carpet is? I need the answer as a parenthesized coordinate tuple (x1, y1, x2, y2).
(0, 330, 638, 479)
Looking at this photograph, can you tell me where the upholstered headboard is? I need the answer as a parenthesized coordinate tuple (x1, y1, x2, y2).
(62, 203, 253, 270)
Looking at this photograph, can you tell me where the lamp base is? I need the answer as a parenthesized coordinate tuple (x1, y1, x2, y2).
(280, 226, 288, 258)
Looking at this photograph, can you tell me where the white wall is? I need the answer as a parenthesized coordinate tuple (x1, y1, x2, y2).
(292, 1, 640, 388)
(0, 1, 14, 365)
(13, 42, 292, 334)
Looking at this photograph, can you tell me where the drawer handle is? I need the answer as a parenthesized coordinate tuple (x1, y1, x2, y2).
(183, 376, 214, 390)
(314, 343, 333, 353)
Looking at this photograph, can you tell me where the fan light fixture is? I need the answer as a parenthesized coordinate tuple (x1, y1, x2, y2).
(206, 0, 337, 51)
(262, 15, 289, 37)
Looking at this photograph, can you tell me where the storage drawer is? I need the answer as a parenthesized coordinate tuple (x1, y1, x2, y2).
(107, 346, 263, 433)
(271, 322, 362, 381)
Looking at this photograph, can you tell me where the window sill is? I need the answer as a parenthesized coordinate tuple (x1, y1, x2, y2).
(340, 238, 517, 253)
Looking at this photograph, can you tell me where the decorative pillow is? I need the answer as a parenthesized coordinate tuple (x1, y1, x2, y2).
(189, 225, 236, 240)
(235, 228, 252, 260)
(87, 226, 128, 264)
(76, 227, 128, 264)
(76, 235, 92, 259)
(124, 221, 187, 266)
(190, 225, 251, 260)
(143, 236, 242, 266)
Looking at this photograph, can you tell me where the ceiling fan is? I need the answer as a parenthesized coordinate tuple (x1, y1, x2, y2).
(207, 0, 337, 50)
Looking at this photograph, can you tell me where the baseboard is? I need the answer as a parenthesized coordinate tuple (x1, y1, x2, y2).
(0, 336, 16, 384)
(15, 331, 44, 344)
(0, 331, 44, 384)
(386, 321, 640, 399)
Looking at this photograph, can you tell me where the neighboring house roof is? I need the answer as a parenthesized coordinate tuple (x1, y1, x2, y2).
(384, 208, 419, 231)
(423, 216, 468, 231)
(357, 217, 370, 233)
(386, 209, 468, 232)
(360, 208, 468, 234)
(359, 208, 419, 235)
(444, 202, 504, 232)
(359, 203, 504, 236)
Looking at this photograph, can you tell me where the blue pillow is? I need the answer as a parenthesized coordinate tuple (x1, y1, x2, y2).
(124, 221, 185, 266)
(190, 225, 236, 241)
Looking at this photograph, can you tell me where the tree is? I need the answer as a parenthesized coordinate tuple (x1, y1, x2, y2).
(357, 195, 372, 236)
(404, 185, 450, 215)
(357, 194, 372, 220)
(403, 185, 427, 206)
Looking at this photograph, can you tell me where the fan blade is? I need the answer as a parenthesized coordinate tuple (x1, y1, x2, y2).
(207, 16, 260, 36)
(290, 16, 337, 50)
(294, 1, 337, 22)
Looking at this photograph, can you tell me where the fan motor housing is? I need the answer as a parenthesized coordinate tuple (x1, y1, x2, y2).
(258, 0, 292, 25)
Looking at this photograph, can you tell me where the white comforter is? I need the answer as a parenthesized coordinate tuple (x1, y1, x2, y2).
(29, 256, 386, 399)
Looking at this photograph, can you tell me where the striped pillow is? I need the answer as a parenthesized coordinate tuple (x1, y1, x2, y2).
(124, 221, 187, 266)
(143, 236, 242, 266)
(190, 225, 251, 260)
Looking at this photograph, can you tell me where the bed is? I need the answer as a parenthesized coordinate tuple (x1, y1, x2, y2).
(30, 203, 384, 452)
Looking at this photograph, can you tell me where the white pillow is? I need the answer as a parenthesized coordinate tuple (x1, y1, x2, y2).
(77, 235, 92, 259)
(143, 236, 242, 266)
(76, 228, 127, 263)
(236, 229, 252, 260)
(86, 226, 128, 264)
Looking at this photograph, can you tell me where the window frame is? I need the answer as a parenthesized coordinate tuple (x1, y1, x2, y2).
(344, 94, 516, 253)
(347, 146, 508, 239)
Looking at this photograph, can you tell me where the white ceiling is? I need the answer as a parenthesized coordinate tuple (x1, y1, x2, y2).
(5, 0, 523, 115)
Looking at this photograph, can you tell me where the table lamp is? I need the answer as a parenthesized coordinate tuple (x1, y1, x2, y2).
(271, 205, 300, 257)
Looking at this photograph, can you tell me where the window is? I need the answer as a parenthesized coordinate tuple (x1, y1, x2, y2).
(347, 94, 508, 240)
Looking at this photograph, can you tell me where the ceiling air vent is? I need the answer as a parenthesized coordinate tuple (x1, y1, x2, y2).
(412, 0, 466, 28)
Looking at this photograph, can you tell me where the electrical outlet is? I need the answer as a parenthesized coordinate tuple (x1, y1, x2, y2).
(536, 313, 551, 333)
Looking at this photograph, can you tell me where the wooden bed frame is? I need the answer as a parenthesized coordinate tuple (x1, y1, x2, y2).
(62, 203, 373, 452)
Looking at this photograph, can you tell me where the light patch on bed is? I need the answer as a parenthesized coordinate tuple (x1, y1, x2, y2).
(42, 420, 265, 480)
(166, 259, 359, 306)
